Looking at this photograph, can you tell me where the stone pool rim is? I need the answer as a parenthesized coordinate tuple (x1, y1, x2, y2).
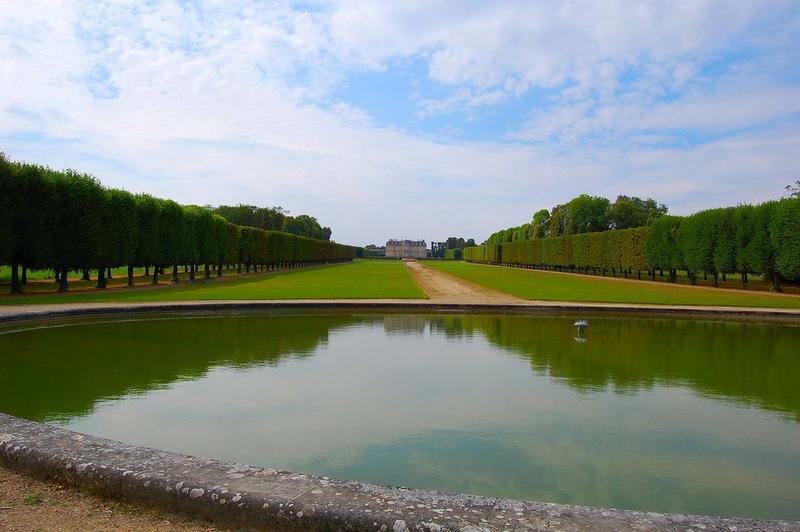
(2, 298, 800, 325)
(2, 413, 799, 531)
(2, 301, 800, 530)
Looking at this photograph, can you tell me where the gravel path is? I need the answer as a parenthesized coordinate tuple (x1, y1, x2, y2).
(404, 260, 525, 303)
(0, 465, 219, 531)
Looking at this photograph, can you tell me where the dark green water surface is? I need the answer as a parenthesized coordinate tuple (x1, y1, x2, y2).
(1, 311, 799, 520)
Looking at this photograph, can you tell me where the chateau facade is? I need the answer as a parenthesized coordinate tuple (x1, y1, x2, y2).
(385, 239, 427, 259)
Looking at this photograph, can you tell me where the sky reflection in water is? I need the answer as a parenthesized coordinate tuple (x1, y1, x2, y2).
(1, 312, 799, 520)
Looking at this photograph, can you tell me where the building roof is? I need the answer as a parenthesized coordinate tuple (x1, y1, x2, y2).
(386, 239, 426, 246)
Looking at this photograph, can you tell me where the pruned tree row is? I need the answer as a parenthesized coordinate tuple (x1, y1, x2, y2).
(0, 155, 356, 293)
(464, 199, 800, 290)
(444, 248, 463, 260)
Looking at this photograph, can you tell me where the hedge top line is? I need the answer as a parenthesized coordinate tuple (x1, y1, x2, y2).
(0, 156, 356, 293)
(463, 199, 800, 289)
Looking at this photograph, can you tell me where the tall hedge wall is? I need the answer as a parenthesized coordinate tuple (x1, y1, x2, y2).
(444, 248, 463, 260)
(0, 155, 356, 293)
(464, 199, 800, 289)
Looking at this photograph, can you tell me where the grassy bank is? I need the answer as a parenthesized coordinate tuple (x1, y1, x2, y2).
(0, 260, 425, 305)
(424, 261, 800, 308)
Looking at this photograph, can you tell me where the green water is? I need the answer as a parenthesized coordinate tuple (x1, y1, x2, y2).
(1, 311, 799, 520)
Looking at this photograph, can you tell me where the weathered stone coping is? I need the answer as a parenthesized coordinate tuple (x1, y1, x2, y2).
(2, 414, 797, 531)
(1, 299, 799, 325)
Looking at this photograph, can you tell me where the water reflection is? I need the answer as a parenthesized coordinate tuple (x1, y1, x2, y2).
(2, 312, 798, 423)
(1, 312, 799, 520)
(0, 314, 368, 421)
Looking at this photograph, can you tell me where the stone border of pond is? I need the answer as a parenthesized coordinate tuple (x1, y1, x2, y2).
(1, 413, 798, 532)
(1, 299, 800, 325)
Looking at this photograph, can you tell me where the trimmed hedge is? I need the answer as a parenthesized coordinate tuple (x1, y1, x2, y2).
(444, 248, 463, 260)
(0, 155, 356, 293)
(465, 199, 800, 289)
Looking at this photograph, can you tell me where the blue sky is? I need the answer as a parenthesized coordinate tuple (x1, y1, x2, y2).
(1, 1, 799, 244)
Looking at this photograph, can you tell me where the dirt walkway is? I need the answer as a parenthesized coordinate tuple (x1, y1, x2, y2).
(0, 465, 219, 531)
(405, 260, 525, 303)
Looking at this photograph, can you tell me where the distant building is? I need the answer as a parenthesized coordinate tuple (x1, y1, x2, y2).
(385, 239, 427, 259)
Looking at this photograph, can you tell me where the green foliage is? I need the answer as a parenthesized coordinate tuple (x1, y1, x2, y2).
(561, 194, 611, 235)
(1, 156, 356, 292)
(468, 199, 800, 289)
(771, 198, 800, 280)
(213, 204, 286, 231)
(531, 209, 550, 238)
(485, 194, 666, 245)
(104, 189, 138, 268)
(712, 208, 736, 277)
(646, 216, 682, 271)
(678, 209, 720, 279)
(282, 214, 332, 241)
(610, 196, 667, 229)
(444, 248, 463, 260)
(23, 493, 42, 506)
(134, 194, 161, 268)
(0, 154, 13, 266)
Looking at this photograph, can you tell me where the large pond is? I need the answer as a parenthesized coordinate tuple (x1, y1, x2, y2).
(1, 311, 799, 521)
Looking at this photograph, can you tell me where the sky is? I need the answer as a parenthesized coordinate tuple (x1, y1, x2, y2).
(1, 1, 799, 245)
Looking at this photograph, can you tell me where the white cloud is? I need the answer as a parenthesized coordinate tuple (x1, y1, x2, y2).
(1, 1, 798, 244)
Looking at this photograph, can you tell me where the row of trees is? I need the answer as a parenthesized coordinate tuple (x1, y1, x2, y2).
(0, 155, 355, 294)
(212, 205, 332, 241)
(430, 236, 477, 258)
(465, 199, 800, 290)
(486, 194, 668, 244)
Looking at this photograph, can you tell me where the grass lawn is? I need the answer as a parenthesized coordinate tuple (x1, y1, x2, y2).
(424, 261, 800, 309)
(0, 260, 426, 305)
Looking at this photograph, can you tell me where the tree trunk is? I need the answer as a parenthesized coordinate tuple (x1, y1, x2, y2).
(712, 272, 719, 287)
(184, 265, 189, 273)
(238, 263, 242, 274)
(10, 263, 21, 294)
(770, 272, 782, 292)
(741, 272, 748, 289)
(152, 266, 159, 285)
(204, 263, 210, 280)
(721, 273, 727, 282)
(96, 267, 106, 289)
(58, 269, 68, 292)
(21, 266, 27, 285)
(190, 264, 196, 281)
(127, 265, 135, 287)
(106, 268, 112, 279)
(172, 265, 179, 283)
(145, 265, 150, 276)
(54, 270, 60, 284)
(82, 269, 91, 281)
(217, 263, 223, 277)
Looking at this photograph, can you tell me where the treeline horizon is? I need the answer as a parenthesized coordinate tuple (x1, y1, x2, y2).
(212, 204, 333, 241)
(0, 154, 356, 294)
(486, 194, 668, 244)
(465, 197, 800, 291)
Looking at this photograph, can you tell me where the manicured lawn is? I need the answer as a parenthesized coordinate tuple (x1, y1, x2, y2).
(424, 261, 800, 309)
(0, 260, 425, 305)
